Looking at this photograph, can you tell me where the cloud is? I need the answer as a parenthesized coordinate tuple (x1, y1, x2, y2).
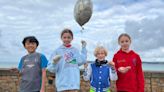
(0, 29, 3, 48)
(125, 16, 164, 51)
(117, 0, 164, 61)
(0, 0, 164, 64)
(0, 29, 2, 37)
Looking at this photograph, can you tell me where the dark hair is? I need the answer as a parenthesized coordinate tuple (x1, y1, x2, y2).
(61, 28, 73, 38)
(118, 33, 131, 42)
(22, 36, 39, 47)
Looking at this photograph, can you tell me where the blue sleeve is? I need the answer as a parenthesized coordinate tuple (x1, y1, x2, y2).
(18, 58, 23, 71)
(40, 54, 49, 69)
(76, 47, 87, 66)
(83, 64, 92, 81)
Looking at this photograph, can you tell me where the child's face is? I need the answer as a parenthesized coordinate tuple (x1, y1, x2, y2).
(96, 49, 106, 61)
(24, 40, 37, 53)
(61, 33, 73, 46)
(119, 36, 131, 51)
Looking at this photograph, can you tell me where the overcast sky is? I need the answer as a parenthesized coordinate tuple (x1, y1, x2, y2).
(0, 0, 164, 64)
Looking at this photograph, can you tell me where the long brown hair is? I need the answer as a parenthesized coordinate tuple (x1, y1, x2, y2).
(61, 28, 73, 39)
(118, 33, 131, 43)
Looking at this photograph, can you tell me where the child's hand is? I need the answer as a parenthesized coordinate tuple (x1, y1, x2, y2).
(118, 67, 127, 73)
(108, 61, 115, 69)
(81, 40, 87, 48)
(53, 55, 61, 64)
(84, 63, 88, 68)
(118, 66, 131, 74)
(126, 66, 131, 70)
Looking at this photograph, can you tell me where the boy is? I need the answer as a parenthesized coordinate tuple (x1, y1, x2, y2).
(13, 36, 48, 92)
(83, 46, 117, 92)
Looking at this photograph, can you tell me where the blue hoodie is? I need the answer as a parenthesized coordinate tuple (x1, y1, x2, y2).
(47, 45, 87, 91)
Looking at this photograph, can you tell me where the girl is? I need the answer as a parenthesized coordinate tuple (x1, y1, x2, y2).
(47, 28, 87, 92)
(83, 46, 117, 92)
(113, 33, 144, 92)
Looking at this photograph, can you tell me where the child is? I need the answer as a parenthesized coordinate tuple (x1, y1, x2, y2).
(83, 46, 118, 92)
(47, 28, 87, 92)
(16, 36, 48, 92)
(113, 33, 144, 92)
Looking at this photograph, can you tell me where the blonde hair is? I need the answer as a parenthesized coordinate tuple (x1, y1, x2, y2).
(94, 46, 108, 57)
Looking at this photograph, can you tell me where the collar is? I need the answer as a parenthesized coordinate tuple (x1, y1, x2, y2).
(60, 44, 73, 49)
(119, 48, 133, 54)
(65, 44, 71, 48)
(95, 59, 108, 67)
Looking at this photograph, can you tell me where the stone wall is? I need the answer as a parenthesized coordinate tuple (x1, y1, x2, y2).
(144, 71, 164, 92)
(0, 68, 164, 92)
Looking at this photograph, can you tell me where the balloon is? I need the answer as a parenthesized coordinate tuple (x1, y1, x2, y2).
(74, 0, 93, 27)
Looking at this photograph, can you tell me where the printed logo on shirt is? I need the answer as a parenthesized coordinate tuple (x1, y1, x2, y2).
(27, 64, 35, 68)
(64, 51, 77, 64)
(24, 59, 36, 68)
(24, 58, 38, 63)
(117, 59, 126, 63)
(132, 58, 137, 66)
(24, 59, 29, 63)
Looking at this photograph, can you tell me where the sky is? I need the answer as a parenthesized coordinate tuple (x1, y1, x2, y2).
(0, 0, 164, 66)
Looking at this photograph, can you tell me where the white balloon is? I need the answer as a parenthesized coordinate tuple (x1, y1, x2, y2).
(74, 0, 93, 27)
